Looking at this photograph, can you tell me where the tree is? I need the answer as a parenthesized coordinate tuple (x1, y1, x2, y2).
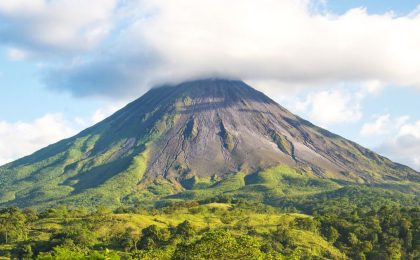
(400, 218, 413, 250)
(347, 232, 359, 247)
(273, 224, 294, 247)
(11, 243, 33, 259)
(22, 208, 38, 229)
(117, 227, 139, 252)
(131, 247, 174, 260)
(52, 224, 97, 249)
(359, 241, 373, 254)
(173, 220, 195, 241)
(293, 217, 319, 232)
(0, 207, 28, 243)
(173, 230, 263, 259)
(220, 212, 235, 225)
(322, 226, 339, 244)
(235, 234, 263, 259)
(386, 238, 402, 260)
(139, 225, 170, 250)
(36, 239, 87, 259)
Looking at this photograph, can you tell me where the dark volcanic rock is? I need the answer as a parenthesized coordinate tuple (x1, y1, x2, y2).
(140, 79, 418, 184)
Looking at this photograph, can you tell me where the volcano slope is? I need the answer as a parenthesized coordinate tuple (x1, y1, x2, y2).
(0, 79, 418, 208)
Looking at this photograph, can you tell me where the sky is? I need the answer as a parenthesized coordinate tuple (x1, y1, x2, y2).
(0, 0, 420, 171)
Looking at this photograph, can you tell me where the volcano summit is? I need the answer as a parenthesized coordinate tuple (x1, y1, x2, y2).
(0, 79, 418, 208)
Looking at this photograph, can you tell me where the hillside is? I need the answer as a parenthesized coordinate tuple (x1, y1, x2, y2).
(0, 200, 418, 259)
(0, 79, 418, 208)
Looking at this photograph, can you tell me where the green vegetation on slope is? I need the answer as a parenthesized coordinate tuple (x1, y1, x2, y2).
(167, 165, 341, 205)
(1, 154, 418, 216)
(0, 199, 418, 259)
(0, 94, 181, 209)
(1, 79, 419, 211)
(55, 149, 150, 208)
(0, 163, 418, 259)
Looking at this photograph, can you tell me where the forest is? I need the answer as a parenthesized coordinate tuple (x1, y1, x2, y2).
(0, 192, 418, 260)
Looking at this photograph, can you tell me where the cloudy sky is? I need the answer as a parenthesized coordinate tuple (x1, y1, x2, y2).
(1, 0, 420, 170)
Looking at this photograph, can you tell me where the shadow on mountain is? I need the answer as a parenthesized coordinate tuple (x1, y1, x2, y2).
(65, 157, 132, 194)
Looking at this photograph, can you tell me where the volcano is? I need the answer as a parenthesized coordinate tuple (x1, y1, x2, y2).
(0, 79, 418, 208)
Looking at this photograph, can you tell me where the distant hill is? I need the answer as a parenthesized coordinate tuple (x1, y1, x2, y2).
(0, 79, 418, 208)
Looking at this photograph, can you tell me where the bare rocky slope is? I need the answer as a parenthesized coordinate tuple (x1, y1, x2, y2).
(0, 79, 418, 208)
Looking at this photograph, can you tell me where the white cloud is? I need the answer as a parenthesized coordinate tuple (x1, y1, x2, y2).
(378, 120, 420, 171)
(0, 102, 126, 166)
(360, 114, 391, 136)
(361, 115, 420, 171)
(118, 0, 420, 90)
(399, 121, 420, 138)
(360, 114, 410, 136)
(0, 0, 117, 53)
(91, 102, 125, 123)
(0, 113, 77, 165)
(363, 80, 385, 95)
(309, 90, 362, 125)
(0, 0, 419, 97)
(7, 48, 27, 61)
(286, 86, 364, 126)
(283, 79, 389, 127)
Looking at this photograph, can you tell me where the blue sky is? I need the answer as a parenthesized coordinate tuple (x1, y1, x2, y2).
(0, 50, 109, 121)
(0, 0, 420, 170)
(326, 0, 419, 15)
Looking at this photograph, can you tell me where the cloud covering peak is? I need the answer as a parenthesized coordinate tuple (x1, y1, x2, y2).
(2, 0, 420, 97)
